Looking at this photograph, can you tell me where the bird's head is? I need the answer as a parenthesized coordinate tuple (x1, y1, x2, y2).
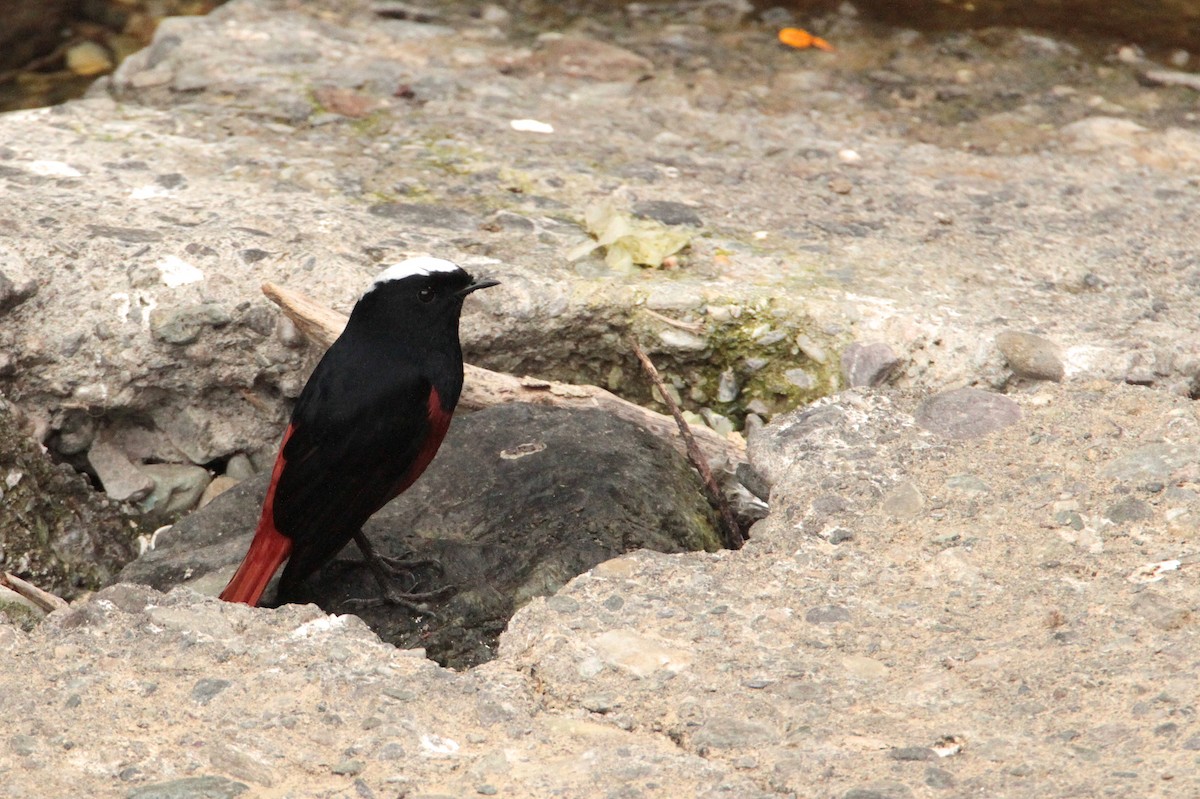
(354, 256, 498, 331)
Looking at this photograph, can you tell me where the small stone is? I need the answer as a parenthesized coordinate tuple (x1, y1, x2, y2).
(657, 329, 707, 351)
(66, 41, 113, 76)
(717, 369, 739, 402)
(890, 746, 936, 761)
(1105, 497, 1152, 523)
(88, 440, 154, 502)
(1101, 444, 1193, 483)
(476, 786, 498, 796)
(331, 760, 364, 776)
(692, 716, 776, 749)
(783, 368, 816, 389)
(198, 475, 239, 508)
(944, 474, 990, 497)
(996, 331, 1064, 381)
(841, 342, 901, 387)
(138, 463, 213, 516)
(924, 767, 955, 788)
(581, 693, 619, 713)
(150, 303, 231, 345)
(224, 453, 256, 481)
(805, 605, 850, 624)
(127, 775, 248, 799)
(843, 783, 913, 799)
(916, 388, 1021, 440)
(882, 480, 924, 518)
(191, 678, 231, 705)
(1130, 591, 1190, 631)
(633, 200, 702, 227)
(796, 334, 827, 363)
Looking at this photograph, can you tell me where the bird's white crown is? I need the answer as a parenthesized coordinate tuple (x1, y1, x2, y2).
(371, 256, 462, 289)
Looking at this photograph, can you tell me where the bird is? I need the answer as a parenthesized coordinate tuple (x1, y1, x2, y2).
(219, 256, 498, 608)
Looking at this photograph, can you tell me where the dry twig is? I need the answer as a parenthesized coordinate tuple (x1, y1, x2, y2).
(629, 339, 746, 550)
(1, 572, 68, 613)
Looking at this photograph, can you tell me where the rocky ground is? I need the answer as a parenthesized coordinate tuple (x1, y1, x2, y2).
(1, 0, 1200, 796)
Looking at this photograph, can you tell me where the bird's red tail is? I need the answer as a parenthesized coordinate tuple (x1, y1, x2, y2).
(219, 426, 294, 606)
(218, 517, 291, 606)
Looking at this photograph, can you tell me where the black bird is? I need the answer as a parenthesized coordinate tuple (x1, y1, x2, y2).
(220, 257, 498, 607)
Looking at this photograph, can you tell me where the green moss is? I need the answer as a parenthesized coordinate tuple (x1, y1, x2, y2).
(633, 297, 839, 428)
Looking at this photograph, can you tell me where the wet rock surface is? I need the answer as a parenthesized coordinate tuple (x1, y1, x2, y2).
(120, 404, 721, 667)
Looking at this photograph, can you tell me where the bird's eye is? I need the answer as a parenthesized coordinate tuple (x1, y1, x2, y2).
(418, 286, 435, 303)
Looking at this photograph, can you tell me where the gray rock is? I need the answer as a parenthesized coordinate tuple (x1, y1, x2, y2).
(138, 463, 212, 516)
(841, 342, 902, 387)
(119, 404, 720, 668)
(88, 439, 155, 502)
(633, 201, 703, 227)
(126, 775, 248, 799)
(1100, 443, 1197, 483)
(0, 399, 136, 597)
(916, 388, 1021, 440)
(996, 330, 1064, 381)
(150, 303, 232, 346)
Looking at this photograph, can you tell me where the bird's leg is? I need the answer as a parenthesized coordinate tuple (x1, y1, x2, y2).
(345, 530, 455, 613)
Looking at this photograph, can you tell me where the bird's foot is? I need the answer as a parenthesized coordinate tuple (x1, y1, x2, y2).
(349, 530, 455, 615)
(343, 583, 456, 615)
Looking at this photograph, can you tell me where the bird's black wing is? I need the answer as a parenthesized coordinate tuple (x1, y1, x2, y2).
(271, 348, 433, 586)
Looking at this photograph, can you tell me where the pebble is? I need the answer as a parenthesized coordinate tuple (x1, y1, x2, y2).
(138, 463, 213, 515)
(692, 716, 777, 749)
(1100, 443, 1193, 483)
(805, 605, 850, 624)
(224, 453, 256, 481)
(65, 41, 113, 76)
(149, 303, 232, 346)
(633, 200, 702, 227)
(841, 782, 913, 799)
(1130, 591, 1190, 631)
(783, 368, 816, 389)
(717, 369, 739, 402)
(996, 331, 1064, 381)
(191, 678, 232, 705)
(915, 388, 1021, 440)
(841, 342, 902, 387)
(126, 776, 249, 799)
(198, 475, 239, 508)
(1104, 497, 1151, 523)
(331, 760, 364, 776)
(889, 746, 935, 761)
(88, 439, 154, 502)
(882, 480, 924, 517)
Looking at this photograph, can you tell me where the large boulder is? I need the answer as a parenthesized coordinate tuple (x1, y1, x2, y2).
(119, 403, 721, 666)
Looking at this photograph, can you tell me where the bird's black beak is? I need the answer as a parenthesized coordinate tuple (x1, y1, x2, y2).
(456, 278, 500, 298)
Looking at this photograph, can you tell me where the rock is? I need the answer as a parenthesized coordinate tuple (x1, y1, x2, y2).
(119, 404, 720, 668)
(138, 463, 212, 516)
(633, 201, 703, 227)
(0, 399, 137, 597)
(223, 453, 256, 481)
(996, 330, 1064, 381)
(510, 36, 654, 82)
(65, 41, 114, 77)
(149, 303, 231, 346)
(841, 342, 902, 387)
(198, 475, 239, 508)
(915, 388, 1021, 440)
(87, 439, 154, 502)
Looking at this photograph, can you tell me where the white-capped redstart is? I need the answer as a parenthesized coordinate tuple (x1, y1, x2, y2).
(220, 257, 498, 607)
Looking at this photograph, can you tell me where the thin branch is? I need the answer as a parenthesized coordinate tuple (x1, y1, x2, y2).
(629, 339, 745, 550)
(1, 572, 68, 613)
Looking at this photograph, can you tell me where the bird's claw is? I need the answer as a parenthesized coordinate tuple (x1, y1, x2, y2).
(343, 584, 457, 616)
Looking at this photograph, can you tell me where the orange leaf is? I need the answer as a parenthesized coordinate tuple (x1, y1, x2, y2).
(778, 27, 835, 52)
